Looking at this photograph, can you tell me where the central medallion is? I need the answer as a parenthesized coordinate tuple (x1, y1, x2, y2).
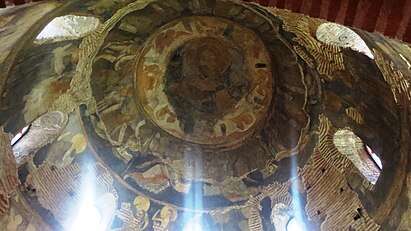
(164, 37, 249, 133)
(136, 16, 273, 148)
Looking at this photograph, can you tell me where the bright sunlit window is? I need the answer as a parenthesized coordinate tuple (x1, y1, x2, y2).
(11, 111, 66, 165)
(35, 15, 100, 43)
(333, 130, 381, 185)
(70, 203, 102, 231)
(316, 22, 374, 59)
(11, 125, 30, 146)
(287, 217, 305, 231)
(365, 145, 383, 170)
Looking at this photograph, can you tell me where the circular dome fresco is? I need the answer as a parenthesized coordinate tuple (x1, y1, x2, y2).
(0, 0, 410, 230)
(136, 16, 273, 147)
(86, 0, 308, 207)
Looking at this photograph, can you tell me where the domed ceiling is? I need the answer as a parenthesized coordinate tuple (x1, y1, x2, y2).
(0, 0, 410, 230)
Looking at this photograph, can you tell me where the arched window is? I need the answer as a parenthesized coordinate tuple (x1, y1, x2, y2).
(12, 111, 66, 165)
(365, 145, 383, 170)
(35, 15, 101, 44)
(316, 22, 374, 59)
(333, 130, 382, 184)
(271, 203, 307, 231)
(286, 217, 305, 231)
(271, 203, 293, 231)
(10, 125, 30, 146)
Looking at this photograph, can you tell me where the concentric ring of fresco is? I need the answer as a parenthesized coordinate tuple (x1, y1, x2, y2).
(136, 16, 273, 147)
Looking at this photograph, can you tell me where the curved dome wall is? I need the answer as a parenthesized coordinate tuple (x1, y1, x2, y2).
(0, 0, 410, 230)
